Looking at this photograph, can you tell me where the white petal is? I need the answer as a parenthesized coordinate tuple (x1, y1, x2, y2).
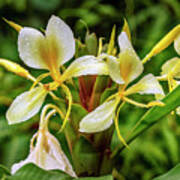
(6, 86, 47, 124)
(46, 15, 75, 66)
(125, 74, 164, 95)
(79, 99, 119, 133)
(46, 132, 76, 177)
(174, 34, 180, 55)
(161, 57, 180, 78)
(176, 106, 180, 116)
(11, 150, 36, 174)
(61, 55, 109, 81)
(18, 27, 48, 69)
(118, 32, 143, 84)
(11, 131, 76, 177)
(118, 31, 133, 52)
(106, 55, 124, 84)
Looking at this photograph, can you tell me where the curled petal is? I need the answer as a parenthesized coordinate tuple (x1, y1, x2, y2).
(174, 34, 180, 55)
(125, 74, 164, 96)
(118, 32, 143, 84)
(46, 15, 75, 66)
(6, 86, 47, 124)
(11, 131, 76, 177)
(161, 57, 180, 78)
(79, 99, 119, 133)
(61, 55, 109, 82)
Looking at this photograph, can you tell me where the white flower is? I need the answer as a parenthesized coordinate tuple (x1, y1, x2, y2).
(6, 15, 109, 124)
(11, 129, 76, 177)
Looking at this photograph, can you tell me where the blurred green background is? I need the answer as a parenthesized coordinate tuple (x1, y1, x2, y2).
(0, 0, 180, 179)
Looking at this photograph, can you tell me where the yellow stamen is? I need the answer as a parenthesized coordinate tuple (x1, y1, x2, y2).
(30, 72, 50, 90)
(105, 93, 119, 103)
(123, 97, 164, 108)
(114, 102, 129, 148)
(59, 84, 72, 132)
(123, 97, 148, 108)
(40, 104, 65, 130)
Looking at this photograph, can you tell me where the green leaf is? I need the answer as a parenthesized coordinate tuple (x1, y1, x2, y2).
(153, 163, 180, 180)
(100, 86, 117, 103)
(72, 137, 100, 176)
(78, 175, 113, 180)
(8, 163, 113, 180)
(9, 164, 71, 180)
(113, 85, 180, 157)
(70, 104, 88, 131)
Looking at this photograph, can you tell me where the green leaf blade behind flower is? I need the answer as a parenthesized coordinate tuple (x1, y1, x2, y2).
(153, 163, 180, 180)
(113, 85, 180, 157)
(8, 163, 113, 180)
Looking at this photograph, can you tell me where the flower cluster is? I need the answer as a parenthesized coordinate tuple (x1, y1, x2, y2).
(1, 15, 180, 176)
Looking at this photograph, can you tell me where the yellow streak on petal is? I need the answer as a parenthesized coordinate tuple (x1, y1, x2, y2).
(3, 18, 23, 32)
(30, 72, 50, 90)
(39, 36, 61, 80)
(119, 51, 134, 83)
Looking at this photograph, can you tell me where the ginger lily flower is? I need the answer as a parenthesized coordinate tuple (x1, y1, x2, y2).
(158, 57, 180, 115)
(79, 30, 164, 147)
(11, 105, 77, 177)
(4, 15, 108, 125)
(18, 15, 75, 81)
(17, 15, 108, 82)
